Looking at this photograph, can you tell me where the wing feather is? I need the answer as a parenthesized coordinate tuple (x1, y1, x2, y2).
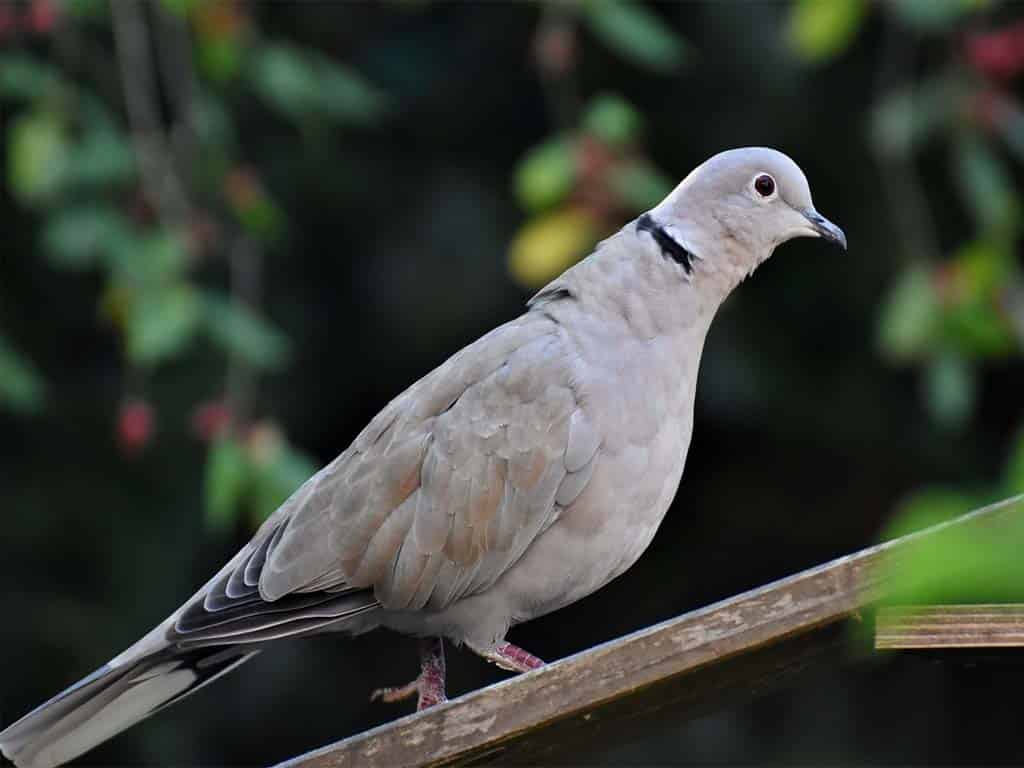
(175, 312, 598, 646)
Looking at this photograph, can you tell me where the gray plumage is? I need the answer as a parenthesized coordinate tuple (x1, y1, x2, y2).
(0, 147, 845, 768)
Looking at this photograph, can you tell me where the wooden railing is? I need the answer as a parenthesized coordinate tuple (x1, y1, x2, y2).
(276, 494, 1024, 768)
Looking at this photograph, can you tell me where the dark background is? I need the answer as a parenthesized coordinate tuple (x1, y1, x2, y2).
(2, 1, 1024, 765)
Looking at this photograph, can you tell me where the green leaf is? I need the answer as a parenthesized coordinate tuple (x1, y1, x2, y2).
(954, 135, 1018, 236)
(109, 231, 190, 287)
(877, 262, 941, 362)
(125, 284, 203, 365)
(64, 127, 135, 190)
(7, 111, 69, 206)
(65, 0, 108, 19)
(205, 435, 250, 532)
(941, 299, 1017, 358)
(878, 489, 1024, 604)
(317, 55, 390, 125)
(870, 79, 955, 157)
(248, 44, 321, 121)
(159, 0, 203, 17)
(199, 34, 245, 84)
(892, 0, 979, 32)
(203, 294, 291, 371)
(42, 204, 133, 270)
(0, 334, 45, 414)
(924, 352, 975, 428)
(610, 162, 674, 211)
(0, 53, 62, 101)
(515, 138, 575, 212)
(584, 0, 687, 73)
(1005, 430, 1024, 495)
(248, 44, 388, 126)
(250, 442, 318, 525)
(582, 93, 643, 147)
(787, 0, 866, 63)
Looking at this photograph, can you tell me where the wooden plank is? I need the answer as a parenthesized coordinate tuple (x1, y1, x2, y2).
(876, 604, 1024, 649)
(276, 494, 1024, 768)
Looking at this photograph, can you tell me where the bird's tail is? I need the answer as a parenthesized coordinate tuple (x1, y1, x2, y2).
(0, 643, 258, 768)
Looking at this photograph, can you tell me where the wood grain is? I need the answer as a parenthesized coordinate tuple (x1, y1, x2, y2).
(876, 604, 1024, 649)
(276, 494, 1024, 768)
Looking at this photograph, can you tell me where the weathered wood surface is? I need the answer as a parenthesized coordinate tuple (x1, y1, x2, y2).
(277, 494, 1024, 768)
(876, 604, 1024, 649)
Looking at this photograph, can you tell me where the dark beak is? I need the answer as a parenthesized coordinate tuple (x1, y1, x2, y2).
(803, 209, 847, 250)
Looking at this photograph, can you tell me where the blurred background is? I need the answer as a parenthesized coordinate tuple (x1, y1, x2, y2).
(2, 0, 1024, 764)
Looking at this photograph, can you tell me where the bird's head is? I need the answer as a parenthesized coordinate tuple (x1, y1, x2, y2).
(646, 147, 845, 290)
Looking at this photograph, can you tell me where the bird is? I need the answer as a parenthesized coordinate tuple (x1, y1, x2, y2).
(0, 147, 845, 768)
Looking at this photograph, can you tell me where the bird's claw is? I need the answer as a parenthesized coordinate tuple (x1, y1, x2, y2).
(371, 637, 447, 711)
(370, 672, 446, 710)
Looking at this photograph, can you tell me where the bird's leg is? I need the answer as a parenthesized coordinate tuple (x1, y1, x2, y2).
(370, 637, 447, 710)
(480, 642, 545, 673)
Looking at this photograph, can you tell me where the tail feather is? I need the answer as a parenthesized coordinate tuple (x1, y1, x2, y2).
(0, 646, 257, 768)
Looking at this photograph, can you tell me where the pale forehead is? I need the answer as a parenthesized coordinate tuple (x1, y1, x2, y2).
(689, 147, 812, 204)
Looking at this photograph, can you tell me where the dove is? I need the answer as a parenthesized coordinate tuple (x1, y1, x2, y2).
(0, 147, 845, 768)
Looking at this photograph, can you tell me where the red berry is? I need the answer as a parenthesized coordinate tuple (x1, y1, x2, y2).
(118, 399, 155, 456)
(966, 23, 1024, 80)
(534, 22, 576, 77)
(0, 5, 19, 39)
(190, 400, 233, 442)
(26, 0, 58, 35)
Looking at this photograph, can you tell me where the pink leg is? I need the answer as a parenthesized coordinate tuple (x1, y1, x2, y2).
(371, 637, 447, 710)
(481, 642, 545, 673)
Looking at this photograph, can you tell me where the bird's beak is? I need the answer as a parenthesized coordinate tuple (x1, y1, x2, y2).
(802, 209, 847, 250)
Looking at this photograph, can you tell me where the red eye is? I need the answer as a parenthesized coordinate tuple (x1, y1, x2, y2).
(754, 174, 775, 197)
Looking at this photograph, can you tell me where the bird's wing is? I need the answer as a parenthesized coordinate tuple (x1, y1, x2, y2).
(171, 309, 603, 644)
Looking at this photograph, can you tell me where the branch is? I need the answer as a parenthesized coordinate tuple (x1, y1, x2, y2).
(110, 0, 191, 234)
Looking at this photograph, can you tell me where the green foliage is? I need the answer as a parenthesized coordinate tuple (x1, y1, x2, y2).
(891, 0, 981, 32)
(248, 437, 318, 526)
(515, 137, 575, 213)
(610, 163, 673, 211)
(583, 0, 687, 73)
(923, 352, 974, 428)
(869, 79, 955, 157)
(1005, 431, 1024, 495)
(0, 335, 45, 414)
(878, 262, 940, 362)
(109, 232, 190, 287)
(126, 285, 203, 366)
(582, 93, 642, 147)
(64, 122, 136, 191)
(204, 429, 318, 532)
(159, 0, 203, 18)
(202, 294, 291, 371)
(248, 43, 389, 127)
(0, 53, 62, 101)
(787, 0, 867, 63)
(65, 0, 109, 19)
(879, 491, 1024, 605)
(7, 110, 69, 206)
(205, 434, 250, 532)
(955, 135, 1019, 237)
(42, 204, 132, 270)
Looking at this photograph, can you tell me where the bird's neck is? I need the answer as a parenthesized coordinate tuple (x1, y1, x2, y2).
(535, 222, 729, 344)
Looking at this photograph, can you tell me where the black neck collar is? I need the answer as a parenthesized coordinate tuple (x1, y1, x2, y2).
(636, 213, 696, 276)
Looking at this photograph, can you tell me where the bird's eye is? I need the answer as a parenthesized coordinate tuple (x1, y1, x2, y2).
(754, 174, 775, 197)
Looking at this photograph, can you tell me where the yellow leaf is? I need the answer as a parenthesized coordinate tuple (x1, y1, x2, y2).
(508, 208, 597, 289)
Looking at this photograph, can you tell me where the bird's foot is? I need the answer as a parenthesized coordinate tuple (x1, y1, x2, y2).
(370, 637, 447, 711)
(482, 642, 545, 673)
